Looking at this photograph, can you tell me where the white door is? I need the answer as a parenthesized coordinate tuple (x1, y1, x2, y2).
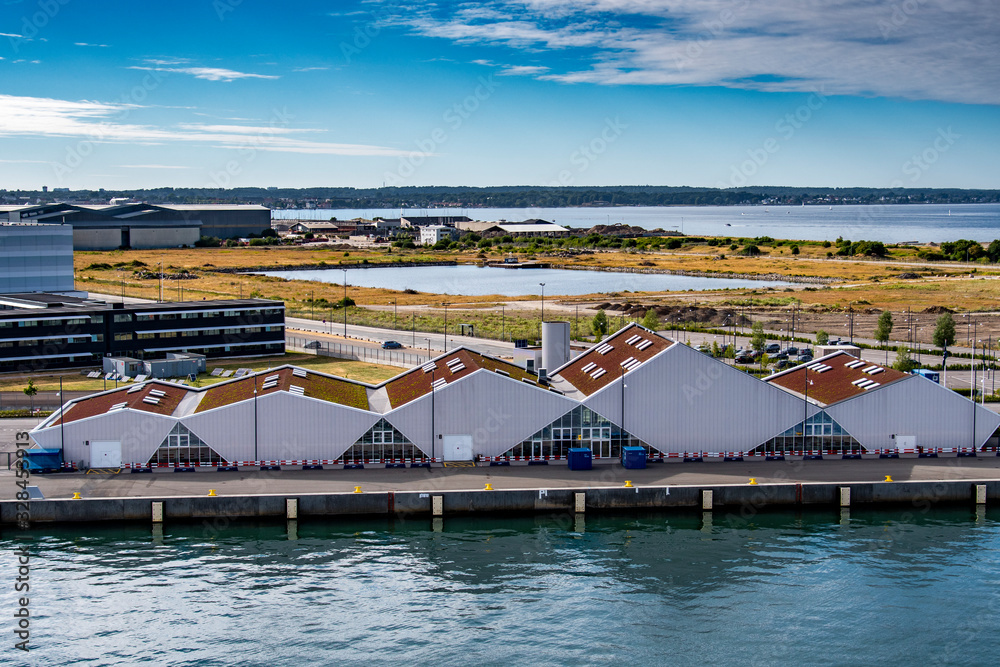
(443, 435, 473, 461)
(895, 435, 917, 450)
(90, 440, 122, 468)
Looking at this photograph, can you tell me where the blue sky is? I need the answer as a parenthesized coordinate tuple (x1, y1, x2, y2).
(1, 0, 997, 190)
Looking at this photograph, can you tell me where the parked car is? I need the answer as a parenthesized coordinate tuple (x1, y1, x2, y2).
(784, 346, 799, 356)
(304, 340, 321, 349)
(799, 348, 812, 357)
(775, 360, 791, 370)
(765, 343, 781, 354)
(770, 351, 789, 360)
(735, 352, 755, 364)
(381, 340, 403, 349)
(797, 353, 813, 363)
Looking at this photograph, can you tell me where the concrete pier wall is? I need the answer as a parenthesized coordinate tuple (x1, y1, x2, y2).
(2, 479, 995, 526)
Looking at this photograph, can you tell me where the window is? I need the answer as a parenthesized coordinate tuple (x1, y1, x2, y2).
(137, 333, 156, 340)
(114, 333, 132, 341)
(202, 329, 220, 336)
(18, 320, 38, 327)
(0, 322, 13, 328)
(136, 314, 156, 322)
(91, 315, 104, 324)
(158, 313, 177, 320)
(147, 423, 224, 466)
(65, 318, 87, 326)
(182, 330, 199, 337)
(181, 312, 200, 319)
(92, 334, 104, 343)
(114, 314, 131, 323)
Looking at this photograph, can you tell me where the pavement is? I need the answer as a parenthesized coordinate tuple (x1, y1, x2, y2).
(6, 456, 1000, 500)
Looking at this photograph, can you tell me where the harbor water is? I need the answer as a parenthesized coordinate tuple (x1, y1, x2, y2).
(2, 509, 998, 665)
(272, 203, 1000, 244)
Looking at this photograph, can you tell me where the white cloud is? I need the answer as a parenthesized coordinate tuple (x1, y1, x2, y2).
(116, 164, 193, 169)
(293, 66, 330, 72)
(75, 42, 110, 47)
(498, 64, 549, 76)
(0, 32, 25, 39)
(402, 0, 1000, 105)
(0, 94, 413, 157)
(127, 61, 280, 82)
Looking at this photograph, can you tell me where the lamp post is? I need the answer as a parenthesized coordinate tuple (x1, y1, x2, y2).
(539, 282, 546, 326)
(342, 269, 348, 337)
(430, 367, 436, 463)
(425, 337, 431, 358)
(309, 291, 314, 320)
(158, 261, 163, 303)
(59, 376, 64, 454)
(443, 304, 448, 352)
(253, 374, 258, 463)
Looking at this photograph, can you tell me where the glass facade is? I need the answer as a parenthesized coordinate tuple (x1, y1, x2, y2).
(0, 225, 74, 294)
(505, 405, 648, 459)
(755, 411, 862, 453)
(147, 423, 225, 465)
(343, 418, 421, 461)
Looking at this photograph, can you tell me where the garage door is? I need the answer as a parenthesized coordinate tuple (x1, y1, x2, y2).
(90, 441, 122, 468)
(443, 435, 473, 461)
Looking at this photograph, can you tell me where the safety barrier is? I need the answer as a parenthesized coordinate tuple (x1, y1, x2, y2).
(478, 447, 994, 463)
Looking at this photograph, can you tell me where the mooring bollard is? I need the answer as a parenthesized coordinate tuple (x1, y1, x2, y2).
(839, 486, 851, 507)
(286, 498, 298, 520)
(574, 492, 586, 513)
(702, 489, 713, 510)
(151, 501, 164, 524)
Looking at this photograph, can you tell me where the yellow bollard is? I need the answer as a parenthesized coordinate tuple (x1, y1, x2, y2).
(71, 492, 81, 500)
(748, 478, 757, 485)
(484, 483, 493, 491)
(354, 486, 362, 494)
(207, 489, 217, 497)
(624, 480, 633, 488)
(884, 475, 893, 482)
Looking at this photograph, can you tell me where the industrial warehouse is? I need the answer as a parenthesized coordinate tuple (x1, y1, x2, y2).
(29, 323, 1000, 469)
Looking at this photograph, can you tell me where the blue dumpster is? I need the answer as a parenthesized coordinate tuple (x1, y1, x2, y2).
(23, 448, 64, 473)
(621, 446, 646, 470)
(567, 447, 593, 471)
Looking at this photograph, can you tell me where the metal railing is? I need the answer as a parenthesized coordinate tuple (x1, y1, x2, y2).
(287, 336, 431, 368)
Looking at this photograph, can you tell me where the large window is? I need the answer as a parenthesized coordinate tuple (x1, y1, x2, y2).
(755, 411, 862, 453)
(147, 423, 224, 465)
(505, 406, 647, 460)
(343, 418, 421, 462)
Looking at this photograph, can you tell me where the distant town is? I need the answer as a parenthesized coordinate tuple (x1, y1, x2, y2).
(2, 185, 998, 210)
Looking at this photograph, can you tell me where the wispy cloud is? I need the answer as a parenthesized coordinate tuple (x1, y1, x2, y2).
(116, 164, 193, 169)
(127, 59, 280, 82)
(0, 94, 413, 157)
(498, 64, 549, 76)
(0, 32, 25, 39)
(401, 0, 1000, 105)
(75, 42, 110, 48)
(293, 66, 330, 72)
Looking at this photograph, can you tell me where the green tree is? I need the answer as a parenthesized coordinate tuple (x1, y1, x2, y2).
(815, 329, 829, 345)
(711, 340, 721, 357)
(640, 308, 659, 331)
(591, 309, 609, 341)
(892, 345, 917, 373)
(790, 244, 800, 255)
(750, 321, 766, 355)
(23, 378, 37, 413)
(932, 313, 956, 348)
(874, 310, 894, 363)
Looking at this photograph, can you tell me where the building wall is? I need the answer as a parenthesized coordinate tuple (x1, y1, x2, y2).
(32, 410, 175, 468)
(826, 375, 1000, 449)
(130, 226, 200, 249)
(385, 369, 577, 458)
(0, 224, 74, 294)
(73, 227, 123, 250)
(583, 344, 811, 453)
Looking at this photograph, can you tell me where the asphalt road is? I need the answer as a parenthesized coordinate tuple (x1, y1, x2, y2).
(7, 455, 1000, 500)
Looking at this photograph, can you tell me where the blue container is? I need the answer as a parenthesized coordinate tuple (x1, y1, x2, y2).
(621, 446, 647, 470)
(567, 447, 593, 471)
(23, 448, 63, 473)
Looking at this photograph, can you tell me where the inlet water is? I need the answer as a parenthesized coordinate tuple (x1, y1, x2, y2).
(3, 509, 998, 665)
(258, 265, 795, 296)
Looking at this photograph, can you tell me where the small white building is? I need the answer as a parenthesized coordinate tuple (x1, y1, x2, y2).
(420, 225, 460, 245)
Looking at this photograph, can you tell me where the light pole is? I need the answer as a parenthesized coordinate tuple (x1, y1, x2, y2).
(342, 269, 348, 337)
(309, 291, 314, 320)
(539, 282, 546, 327)
(253, 374, 259, 463)
(425, 337, 431, 357)
(443, 303, 448, 352)
(158, 261, 163, 302)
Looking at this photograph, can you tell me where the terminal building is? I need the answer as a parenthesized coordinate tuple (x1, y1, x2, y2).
(30, 322, 1000, 469)
(0, 222, 75, 294)
(0, 296, 285, 373)
(0, 203, 270, 249)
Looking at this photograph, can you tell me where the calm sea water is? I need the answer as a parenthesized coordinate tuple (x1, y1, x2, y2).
(2, 509, 998, 666)
(273, 204, 1000, 244)
(258, 265, 795, 297)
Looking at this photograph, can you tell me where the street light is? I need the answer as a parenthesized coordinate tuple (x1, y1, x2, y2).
(425, 337, 431, 357)
(342, 269, 348, 337)
(539, 282, 546, 325)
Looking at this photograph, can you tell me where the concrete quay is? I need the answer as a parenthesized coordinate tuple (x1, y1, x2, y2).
(2, 457, 998, 526)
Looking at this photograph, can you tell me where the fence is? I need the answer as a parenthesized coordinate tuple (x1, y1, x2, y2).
(286, 336, 431, 368)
